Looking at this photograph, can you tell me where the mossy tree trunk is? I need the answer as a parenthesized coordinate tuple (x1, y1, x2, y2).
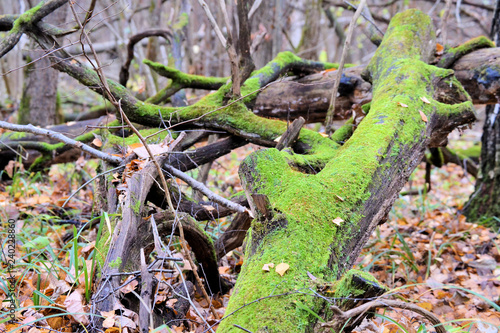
(217, 9, 475, 332)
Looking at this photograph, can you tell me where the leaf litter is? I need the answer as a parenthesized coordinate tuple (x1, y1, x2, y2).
(0, 142, 499, 332)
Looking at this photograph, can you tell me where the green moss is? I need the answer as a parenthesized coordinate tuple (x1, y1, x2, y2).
(12, 1, 43, 32)
(173, 12, 189, 30)
(333, 269, 385, 300)
(143, 59, 228, 87)
(131, 193, 141, 215)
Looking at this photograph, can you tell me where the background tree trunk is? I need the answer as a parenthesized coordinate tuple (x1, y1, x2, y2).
(17, 3, 67, 126)
(463, 0, 500, 226)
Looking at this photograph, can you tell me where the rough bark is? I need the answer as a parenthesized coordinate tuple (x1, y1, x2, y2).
(18, 3, 68, 126)
(464, 0, 500, 225)
(217, 9, 475, 332)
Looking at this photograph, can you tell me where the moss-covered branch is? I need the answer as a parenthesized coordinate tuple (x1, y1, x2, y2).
(437, 36, 494, 68)
(0, 0, 68, 59)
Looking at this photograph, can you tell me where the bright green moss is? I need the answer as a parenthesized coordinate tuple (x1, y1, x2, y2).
(173, 12, 189, 30)
(12, 1, 43, 32)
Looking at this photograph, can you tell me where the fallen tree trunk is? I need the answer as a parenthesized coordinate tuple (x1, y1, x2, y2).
(217, 9, 475, 332)
(253, 45, 500, 122)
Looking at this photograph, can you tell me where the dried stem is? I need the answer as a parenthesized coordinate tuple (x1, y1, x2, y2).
(325, 0, 366, 135)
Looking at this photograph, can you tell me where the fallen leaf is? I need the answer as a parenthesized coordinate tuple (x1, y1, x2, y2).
(419, 110, 428, 123)
(219, 266, 231, 274)
(202, 205, 216, 211)
(335, 195, 344, 202)
(332, 217, 344, 226)
(417, 302, 433, 311)
(64, 290, 89, 325)
(436, 43, 444, 55)
(276, 263, 290, 276)
(262, 263, 274, 272)
(397, 102, 408, 108)
(323, 67, 337, 73)
(420, 96, 431, 104)
(92, 137, 103, 147)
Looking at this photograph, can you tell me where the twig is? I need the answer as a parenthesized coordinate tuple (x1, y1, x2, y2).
(196, 0, 227, 48)
(218, 0, 241, 96)
(322, 299, 446, 333)
(163, 163, 252, 216)
(150, 215, 216, 333)
(139, 248, 153, 333)
(233, 324, 253, 333)
(0, 0, 68, 59)
(178, 219, 220, 320)
(325, 0, 366, 135)
(440, 0, 453, 44)
(248, 0, 263, 19)
(0, 120, 121, 164)
(62, 166, 125, 208)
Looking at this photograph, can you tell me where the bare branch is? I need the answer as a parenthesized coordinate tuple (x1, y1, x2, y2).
(0, 0, 68, 59)
(0, 120, 121, 164)
(119, 29, 173, 86)
(323, 299, 446, 333)
(196, 0, 227, 48)
(163, 163, 252, 216)
(325, 0, 366, 135)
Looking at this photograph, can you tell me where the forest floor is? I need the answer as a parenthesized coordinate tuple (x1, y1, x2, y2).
(0, 132, 499, 333)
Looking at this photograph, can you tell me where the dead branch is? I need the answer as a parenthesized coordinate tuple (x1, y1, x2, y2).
(0, 120, 121, 164)
(323, 299, 446, 333)
(325, 0, 366, 135)
(119, 29, 173, 86)
(163, 163, 251, 216)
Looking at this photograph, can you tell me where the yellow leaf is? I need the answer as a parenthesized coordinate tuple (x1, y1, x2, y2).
(275, 263, 289, 276)
(419, 110, 428, 123)
(332, 217, 344, 226)
(417, 302, 433, 311)
(420, 96, 431, 104)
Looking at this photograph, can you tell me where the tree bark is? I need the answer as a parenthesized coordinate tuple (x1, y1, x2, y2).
(463, 0, 500, 225)
(18, 3, 67, 126)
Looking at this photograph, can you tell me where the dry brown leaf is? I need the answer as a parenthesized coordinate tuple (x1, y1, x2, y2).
(276, 263, 290, 276)
(202, 204, 216, 211)
(417, 302, 433, 311)
(419, 110, 428, 123)
(436, 43, 444, 55)
(92, 137, 103, 147)
(64, 290, 89, 325)
(397, 102, 408, 108)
